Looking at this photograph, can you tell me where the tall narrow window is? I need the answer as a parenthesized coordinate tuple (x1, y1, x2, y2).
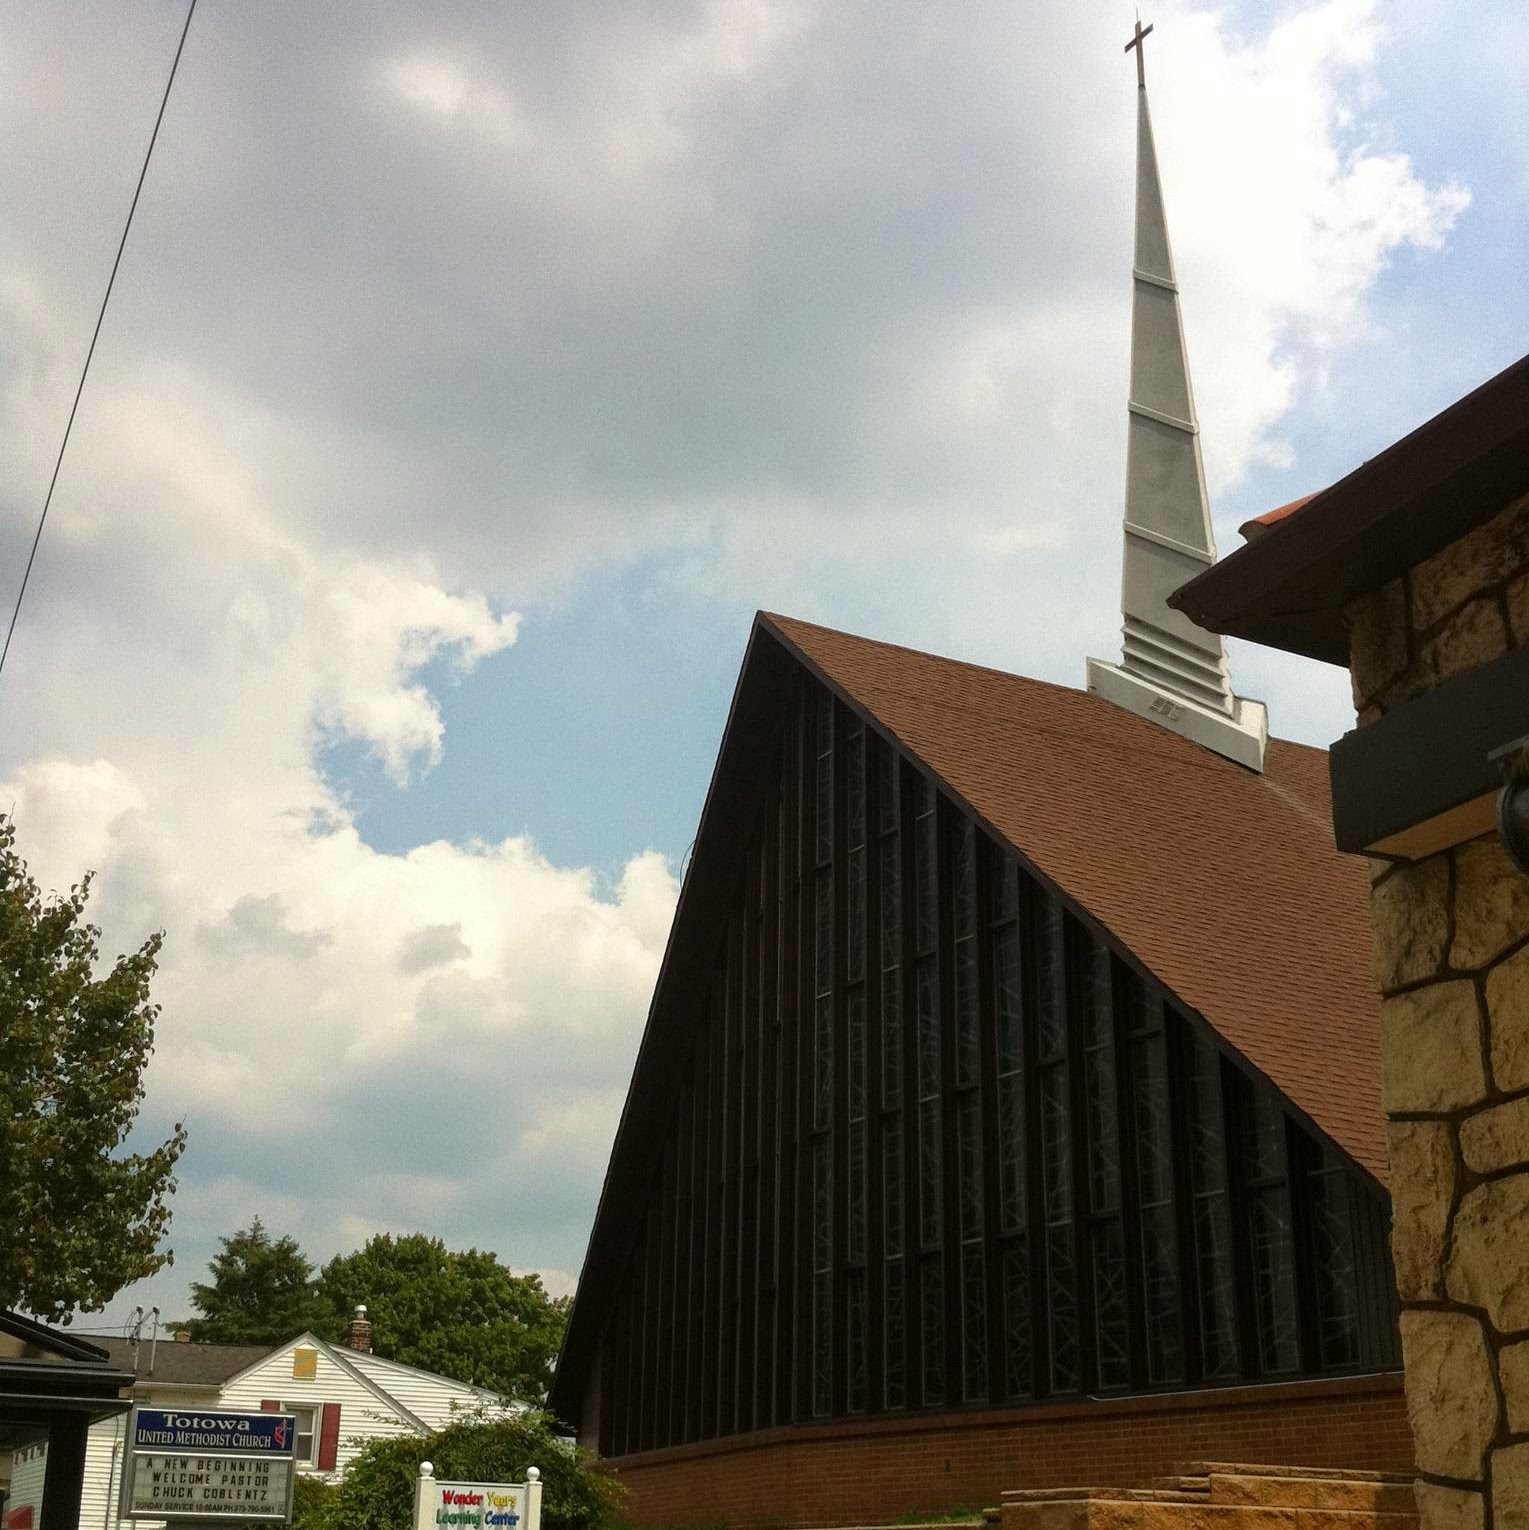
(990, 850, 1031, 1399)
(1186, 1030, 1239, 1380)
(883, 1113, 907, 1408)
(1308, 1153, 1361, 1369)
(952, 819, 987, 1401)
(844, 719, 869, 1411)
(812, 1136, 833, 1415)
(1126, 981, 1182, 1384)
(1036, 895, 1078, 1393)
(1242, 1086, 1300, 1376)
(912, 777, 943, 1404)
(1082, 938, 1128, 1391)
(877, 742, 906, 1408)
(958, 1091, 987, 1401)
(809, 687, 834, 1415)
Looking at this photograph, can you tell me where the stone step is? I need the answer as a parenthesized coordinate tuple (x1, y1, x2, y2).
(1177, 1463, 1414, 1486)
(1147, 1478, 1212, 1496)
(1003, 1488, 1210, 1505)
(1208, 1474, 1417, 1513)
(1002, 1500, 1418, 1530)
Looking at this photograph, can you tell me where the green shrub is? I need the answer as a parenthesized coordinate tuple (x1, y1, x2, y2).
(291, 1472, 338, 1529)
(310, 1408, 622, 1530)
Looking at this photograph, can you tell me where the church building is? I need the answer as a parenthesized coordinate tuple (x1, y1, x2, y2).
(549, 33, 1408, 1527)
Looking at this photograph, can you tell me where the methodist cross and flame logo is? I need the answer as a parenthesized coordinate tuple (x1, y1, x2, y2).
(272, 1420, 291, 1449)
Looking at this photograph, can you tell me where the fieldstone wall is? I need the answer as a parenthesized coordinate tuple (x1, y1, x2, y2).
(1348, 490, 1529, 1530)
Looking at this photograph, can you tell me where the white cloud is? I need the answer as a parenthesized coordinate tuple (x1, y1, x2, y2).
(1150, 0, 1470, 499)
(0, 0, 1485, 1323)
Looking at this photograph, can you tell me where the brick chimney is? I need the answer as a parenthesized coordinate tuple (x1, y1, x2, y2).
(346, 1304, 373, 1353)
(174, 1329, 191, 1344)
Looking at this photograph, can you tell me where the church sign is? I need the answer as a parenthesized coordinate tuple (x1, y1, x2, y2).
(119, 1407, 297, 1523)
(414, 1463, 542, 1530)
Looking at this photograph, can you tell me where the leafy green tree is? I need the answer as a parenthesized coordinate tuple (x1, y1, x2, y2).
(0, 816, 186, 1320)
(318, 1235, 568, 1403)
(303, 1409, 619, 1530)
(187, 1218, 335, 1344)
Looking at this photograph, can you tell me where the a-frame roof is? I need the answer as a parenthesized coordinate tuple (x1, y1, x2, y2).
(768, 613, 1382, 1180)
(551, 612, 1383, 1422)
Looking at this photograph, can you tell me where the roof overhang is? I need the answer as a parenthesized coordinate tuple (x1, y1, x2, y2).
(1169, 353, 1529, 665)
(0, 1311, 134, 1428)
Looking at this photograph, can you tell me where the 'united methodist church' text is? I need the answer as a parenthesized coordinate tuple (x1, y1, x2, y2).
(135, 1414, 291, 1451)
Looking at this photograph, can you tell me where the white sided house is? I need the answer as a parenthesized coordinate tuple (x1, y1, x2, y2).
(7, 1309, 505, 1530)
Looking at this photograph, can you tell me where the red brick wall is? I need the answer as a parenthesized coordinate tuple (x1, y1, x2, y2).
(602, 1373, 1413, 1528)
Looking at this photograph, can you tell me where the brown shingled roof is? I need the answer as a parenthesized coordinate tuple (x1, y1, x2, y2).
(763, 613, 1385, 1183)
(95, 1335, 276, 1387)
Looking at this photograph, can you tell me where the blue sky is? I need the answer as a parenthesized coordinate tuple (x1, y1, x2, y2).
(0, 0, 1522, 1330)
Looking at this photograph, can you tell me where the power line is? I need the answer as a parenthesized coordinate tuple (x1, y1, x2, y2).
(0, 0, 200, 681)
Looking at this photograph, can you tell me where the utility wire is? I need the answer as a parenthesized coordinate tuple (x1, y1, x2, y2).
(0, 0, 200, 681)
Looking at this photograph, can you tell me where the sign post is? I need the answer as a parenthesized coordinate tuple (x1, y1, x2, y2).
(414, 1462, 541, 1530)
(118, 1407, 297, 1524)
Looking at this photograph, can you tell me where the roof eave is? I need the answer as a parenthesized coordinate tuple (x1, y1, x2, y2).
(1171, 352, 1529, 659)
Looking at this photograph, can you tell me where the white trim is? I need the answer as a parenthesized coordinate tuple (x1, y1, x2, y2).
(1127, 399, 1198, 435)
(281, 1400, 320, 1467)
(318, 1339, 432, 1434)
(1123, 519, 1214, 564)
(216, 1331, 431, 1435)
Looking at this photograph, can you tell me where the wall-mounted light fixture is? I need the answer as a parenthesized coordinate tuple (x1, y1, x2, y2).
(1492, 734, 1529, 875)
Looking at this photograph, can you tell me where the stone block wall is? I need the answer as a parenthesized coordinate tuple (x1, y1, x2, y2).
(1347, 491, 1529, 1530)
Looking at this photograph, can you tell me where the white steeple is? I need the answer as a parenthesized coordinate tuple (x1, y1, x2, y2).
(1086, 22, 1268, 772)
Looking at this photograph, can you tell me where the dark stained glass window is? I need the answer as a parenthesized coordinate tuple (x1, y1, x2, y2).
(812, 1136, 832, 1416)
(1309, 1154, 1362, 1369)
(920, 1254, 945, 1405)
(1036, 897, 1079, 1393)
(596, 674, 1401, 1455)
(1082, 939, 1129, 1391)
(1187, 1030, 1240, 1380)
(1126, 983, 1183, 1384)
(1242, 1086, 1300, 1376)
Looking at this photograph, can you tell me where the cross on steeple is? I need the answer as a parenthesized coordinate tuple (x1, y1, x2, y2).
(1125, 17, 1154, 88)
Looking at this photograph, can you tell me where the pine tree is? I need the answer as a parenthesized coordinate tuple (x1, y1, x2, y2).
(187, 1219, 334, 1344)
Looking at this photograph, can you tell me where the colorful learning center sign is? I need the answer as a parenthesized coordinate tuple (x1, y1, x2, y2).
(120, 1407, 297, 1523)
(414, 1463, 542, 1530)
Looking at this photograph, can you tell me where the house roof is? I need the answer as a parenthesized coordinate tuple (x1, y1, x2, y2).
(550, 613, 1384, 1422)
(766, 614, 1383, 1183)
(1172, 351, 1529, 662)
(95, 1336, 273, 1387)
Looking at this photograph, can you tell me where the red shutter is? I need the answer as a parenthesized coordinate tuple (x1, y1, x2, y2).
(317, 1403, 341, 1470)
(259, 1399, 281, 1412)
(5, 1508, 35, 1528)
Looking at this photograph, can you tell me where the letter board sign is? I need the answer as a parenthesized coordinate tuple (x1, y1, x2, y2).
(120, 1407, 297, 1523)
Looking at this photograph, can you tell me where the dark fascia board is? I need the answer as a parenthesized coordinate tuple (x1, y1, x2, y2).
(1170, 353, 1529, 664)
(549, 619, 797, 1426)
(0, 1309, 111, 1364)
(0, 1388, 134, 1416)
(1330, 643, 1529, 857)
